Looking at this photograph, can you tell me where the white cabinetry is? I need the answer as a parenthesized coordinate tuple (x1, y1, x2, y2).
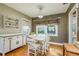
(0, 33, 26, 56)
(11, 36, 23, 50)
(4, 37, 10, 53)
(0, 37, 4, 53)
(11, 36, 17, 50)
(17, 36, 22, 47)
(22, 35, 26, 45)
(0, 37, 10, 54)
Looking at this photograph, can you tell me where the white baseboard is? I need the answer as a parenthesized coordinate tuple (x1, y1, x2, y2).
(48, 42, 63, 45)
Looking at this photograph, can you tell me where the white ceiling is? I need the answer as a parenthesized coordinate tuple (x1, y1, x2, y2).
(4, 3, 70, 17)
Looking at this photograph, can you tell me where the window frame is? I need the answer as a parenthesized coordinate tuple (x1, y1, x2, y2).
(36, 24, 58, 36)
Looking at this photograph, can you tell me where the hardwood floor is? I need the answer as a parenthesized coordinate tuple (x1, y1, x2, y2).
(0, 44, 63, 56)
(48, 44, 63, 56)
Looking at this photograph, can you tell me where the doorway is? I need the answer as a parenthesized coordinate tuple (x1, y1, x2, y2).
(68, 4, 77, 43)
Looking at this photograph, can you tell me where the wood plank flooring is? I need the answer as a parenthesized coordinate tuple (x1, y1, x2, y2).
(48, 44, 63, 56)
(0, 44, 63, 56)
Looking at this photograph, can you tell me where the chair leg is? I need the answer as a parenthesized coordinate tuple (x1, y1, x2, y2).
(44, 46, 46, 54)
(44, 46, 48, 55)
(42, 48, 44, 55)
(34, 49, 36, 56)
(28, 51, 29, 56)
(28, 46, 29, 56)
(45, 49, 47, 53)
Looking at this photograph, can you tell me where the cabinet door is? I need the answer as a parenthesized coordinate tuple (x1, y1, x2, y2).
(4, 37, 10, 53)
(11, 36, 17, 50)
(22, 35, 26, 45)
(0, 37, 4, 53)
(16, 36, 22, 47)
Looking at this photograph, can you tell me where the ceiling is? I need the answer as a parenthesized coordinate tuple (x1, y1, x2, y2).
(4, 3, 70, 17)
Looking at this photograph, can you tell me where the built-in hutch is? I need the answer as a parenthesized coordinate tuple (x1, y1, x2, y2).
(0, 14, 31, 56)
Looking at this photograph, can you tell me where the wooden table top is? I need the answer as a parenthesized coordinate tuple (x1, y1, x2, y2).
(64, 43, 79, 54)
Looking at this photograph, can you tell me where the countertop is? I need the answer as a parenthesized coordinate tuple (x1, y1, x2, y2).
(0, 33, 23, 37)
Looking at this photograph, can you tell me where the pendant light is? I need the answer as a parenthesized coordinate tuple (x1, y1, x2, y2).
(38, 5, 43, 19)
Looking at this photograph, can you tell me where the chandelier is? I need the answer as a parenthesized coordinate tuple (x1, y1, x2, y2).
(38, 5, 43, 19)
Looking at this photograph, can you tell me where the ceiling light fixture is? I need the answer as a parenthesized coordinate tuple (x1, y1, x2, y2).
(38, 5, 43, 19)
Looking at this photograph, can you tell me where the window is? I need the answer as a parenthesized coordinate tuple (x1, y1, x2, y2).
(36, 25, 47, 36)
(36, 24, 58, 36)
(47, 24, 58, 36)
(22, 26, 30, 35)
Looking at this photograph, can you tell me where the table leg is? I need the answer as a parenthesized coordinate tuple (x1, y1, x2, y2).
(2, 53, 5, 56)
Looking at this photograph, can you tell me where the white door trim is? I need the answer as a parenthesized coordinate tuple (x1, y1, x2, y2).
(68, 4, 77, 43)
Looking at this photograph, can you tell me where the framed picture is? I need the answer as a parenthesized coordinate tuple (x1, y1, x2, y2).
(47, 24, 58, 36)
(3, 16, 19, 29)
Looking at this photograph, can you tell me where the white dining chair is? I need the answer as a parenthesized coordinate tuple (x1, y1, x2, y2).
(27, 37, 42, 56)
(42, 36, 50, 55)
(36, 36, 50, 55)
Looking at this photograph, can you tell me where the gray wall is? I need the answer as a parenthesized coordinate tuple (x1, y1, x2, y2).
(0, 3, 32, 34)
(32, 3, 75, 43)
(0, 3, 75, 43)
(32, 13, 68, 43)
(77, 5, 79, 41)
